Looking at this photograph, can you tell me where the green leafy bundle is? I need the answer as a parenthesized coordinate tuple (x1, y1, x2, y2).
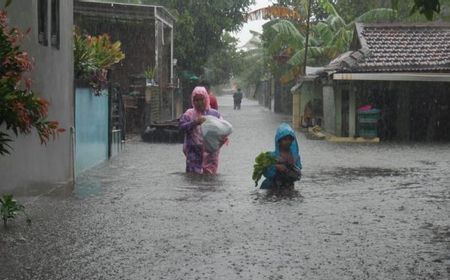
(252, 152, 278, 187)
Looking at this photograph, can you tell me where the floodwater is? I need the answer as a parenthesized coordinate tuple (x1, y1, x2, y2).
(1, 96, 450, 279)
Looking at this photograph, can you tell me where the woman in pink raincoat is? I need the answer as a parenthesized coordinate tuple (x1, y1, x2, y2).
(179, 86, 223, 174)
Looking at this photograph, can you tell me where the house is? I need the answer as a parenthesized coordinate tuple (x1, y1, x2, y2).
(74, 0, 179, 136)
(0, 0, 74, 192)
(293, 23, 450, 141)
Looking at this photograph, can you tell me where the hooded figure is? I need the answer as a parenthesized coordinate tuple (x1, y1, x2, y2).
(260, 123, 302, 190)
(179, 86, 222, 174)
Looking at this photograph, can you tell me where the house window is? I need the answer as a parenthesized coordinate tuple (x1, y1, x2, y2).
(38, 0, 48, 46)
(50, 0, 60, 49)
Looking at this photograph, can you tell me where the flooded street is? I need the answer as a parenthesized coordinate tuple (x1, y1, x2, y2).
(1, 95, 450, 280)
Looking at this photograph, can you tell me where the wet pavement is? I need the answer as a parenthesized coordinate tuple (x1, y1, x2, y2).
(1, 95, 450, 279)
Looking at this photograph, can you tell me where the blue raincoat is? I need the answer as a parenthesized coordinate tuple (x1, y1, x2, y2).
(260, 123, 302, 189)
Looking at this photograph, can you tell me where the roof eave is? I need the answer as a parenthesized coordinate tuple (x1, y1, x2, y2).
(332, 72, 450, 82)
(75, 0, 176, 23)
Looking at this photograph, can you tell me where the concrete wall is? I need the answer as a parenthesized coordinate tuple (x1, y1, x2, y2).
(75, 88, 108, 176)
(292, 93, 301, 129)
(300, 83, 321, 121)
(322, 85, 336, 134)
(0, 0, 74, 193)
(335, 89, 343, 136)
(254, 80, 272, 109)
(349, 90, 356, 137)
(273, 80, 293, 115)
(292, 82, 323, 129)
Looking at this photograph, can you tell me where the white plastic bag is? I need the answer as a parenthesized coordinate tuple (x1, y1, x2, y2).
(201, 116, 233, 153)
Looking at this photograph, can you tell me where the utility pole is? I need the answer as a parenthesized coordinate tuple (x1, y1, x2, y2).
(303, 0, 312, 75)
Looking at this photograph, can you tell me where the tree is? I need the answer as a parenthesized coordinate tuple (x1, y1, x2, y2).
(203, 33, 243, 85)
(335, 0, 391, 22)
(335, 0, 450, 21)
(140, 0, 254, 75)
(234, 32, 270, 93)
(409, 0, 441, 19)
(276, 0, 330, 21)
(98, 0, 254, 76)
(257, 0, 396, 83)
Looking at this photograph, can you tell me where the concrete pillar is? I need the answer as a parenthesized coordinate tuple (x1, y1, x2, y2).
(175, 93, 183, 118)
(292, 92, 301, 129)
(396, 91, 411, 141)
(144, 87, 153, 126)
(335, 89, 342, 137)
(323, 85, 336, 135)
(349, 89, 356, 137)
(270, 78, 275, 112)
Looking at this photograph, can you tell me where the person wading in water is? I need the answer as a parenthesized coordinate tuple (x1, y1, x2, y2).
(179, 87, 225, 174)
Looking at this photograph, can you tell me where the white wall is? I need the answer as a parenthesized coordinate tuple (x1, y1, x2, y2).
(322, 85, 336, 135)
(0, 0, 74, 193)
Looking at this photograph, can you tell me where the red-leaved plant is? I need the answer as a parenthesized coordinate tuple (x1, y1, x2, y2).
(0, 7, 64, 155)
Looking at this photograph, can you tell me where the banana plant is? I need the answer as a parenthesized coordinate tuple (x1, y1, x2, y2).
(265, 0, 397, 82)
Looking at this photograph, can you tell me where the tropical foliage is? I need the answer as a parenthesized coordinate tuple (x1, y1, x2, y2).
(74, 28, 125, 93)
(144, 67, 156, 81)
(238, 0, 398, 85)
(96, 0, 254, 82)
(0, 193, 30, 227)
(235, 31, 270, 93)
(237, 0, 450, 89)
(203, 33, 244, 85)
(337, 0, 450, 22)
(0, 8, 64, 155)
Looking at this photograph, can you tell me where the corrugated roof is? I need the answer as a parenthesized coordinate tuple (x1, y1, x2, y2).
(75, 0, 176, 24)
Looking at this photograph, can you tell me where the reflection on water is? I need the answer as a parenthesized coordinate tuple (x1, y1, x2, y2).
(171, 171, 227, 192)
(251, 188, 304, 203)
(74, 177, 103, 199)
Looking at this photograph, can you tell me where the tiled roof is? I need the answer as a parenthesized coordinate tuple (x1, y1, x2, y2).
(326, 23, 450, 73)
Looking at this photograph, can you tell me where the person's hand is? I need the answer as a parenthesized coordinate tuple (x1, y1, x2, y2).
(196, 117, 206, 125)
(220, 137, 229, 146)
(275, 164, 289, 173)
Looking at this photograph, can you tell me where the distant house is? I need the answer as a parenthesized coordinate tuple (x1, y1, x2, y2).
(0, 0, 74, 192)
(293, 23, 450, 141)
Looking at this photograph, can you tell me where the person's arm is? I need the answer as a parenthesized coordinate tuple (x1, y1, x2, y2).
(263, 165, 277, 179)
(179, 113, 204, 132)
(263, 163, 287, 179)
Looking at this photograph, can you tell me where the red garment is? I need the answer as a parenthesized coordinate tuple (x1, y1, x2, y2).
(209, 93, 218, 110)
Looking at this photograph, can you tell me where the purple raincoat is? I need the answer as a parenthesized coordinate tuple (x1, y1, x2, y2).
(179, 87, 222, 174)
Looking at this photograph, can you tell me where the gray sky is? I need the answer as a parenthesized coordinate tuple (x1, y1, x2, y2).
(234, 0, 273, 47)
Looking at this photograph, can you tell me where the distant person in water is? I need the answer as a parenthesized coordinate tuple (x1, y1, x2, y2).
(199, 81, 218, 110)
(233, 88, 243, 110)
(179, 86, 223, 174)
(260, 123, 302, 193)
